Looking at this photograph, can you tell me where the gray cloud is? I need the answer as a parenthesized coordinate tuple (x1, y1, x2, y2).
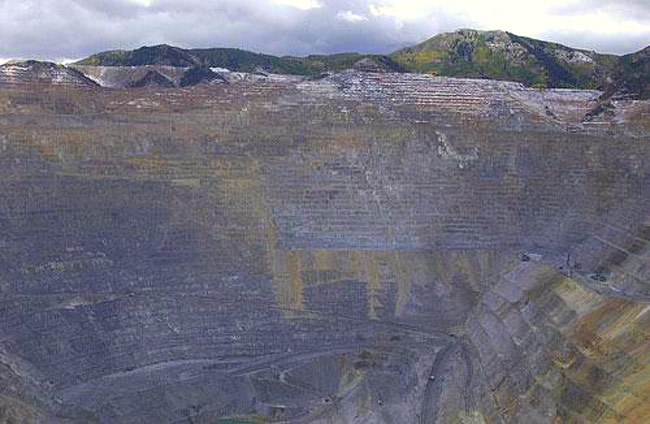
(540, 0, 650, 54)
(539, 29, 650, 56)
(549, 0, 650, 20)
(0, 0, 648, 61)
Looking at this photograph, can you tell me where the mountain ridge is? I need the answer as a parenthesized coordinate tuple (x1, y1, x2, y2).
(74, 44, 405, 76)
(72, 29, 648, 96)
(3, 29, 648, 98)
(390, 29, 619, 89)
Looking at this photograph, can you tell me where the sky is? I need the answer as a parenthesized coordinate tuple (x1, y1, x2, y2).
(1, 0, 649, 63)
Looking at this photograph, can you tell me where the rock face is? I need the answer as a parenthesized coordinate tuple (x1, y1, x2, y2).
(0, 70, 649, 423)
(179, 67, 227, 87)
(352, 57, 402, 73)
(0, 61, 99, 87)
(71, 65, 188, 88)
(73, 65, 300, 88)
(603, 46, 650, 100)
(127, 70, 176, 89)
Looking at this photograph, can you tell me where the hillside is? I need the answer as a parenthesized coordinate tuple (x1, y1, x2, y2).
(390, 29, 618, 89)
(0, 60, 99, 87)
(603, 45, 650, 100)
(73, 32, 650, 94)
(75, 45, 404, 76)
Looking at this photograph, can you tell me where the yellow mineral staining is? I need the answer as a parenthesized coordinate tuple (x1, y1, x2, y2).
(554, 277, 607, 315)
(603, 378, 649, 418)
(455, 251, 482, 291)
(491, 394, 520, 420)
(171, 178, 200, 187)
(392, 252, 411, 316)
(209, 158, 231, 177)
(168, 155, 307, 315)
(235, 160, 307, 315)
(548, 276, 650, 423)
(311, 250, 338, 272)
(282, 250, 416, 319)
(456, 410, 487, 424)
(273, 250, 511, 320)
(127, 155, 168, 171)
(267, 250, 306, 315)
(633, 304, 650, 321)
(358, 251, 381, 319)
(622, 402, 650, 424)
(550, 351, 578, 370)
(210, 184, 511, 321)
(286, 251, 305, 311)
(430, 250, 453, 288)
(0, 394, 42, 424)
(344, 250, 361, 281)
(572, 298, 632, 357)
(430, 250, 511, 293)
(313, 128, 367, 156)
(415, 50, 445, 64)
(24, 128, 91, 162)
(613, 363, 650, 418)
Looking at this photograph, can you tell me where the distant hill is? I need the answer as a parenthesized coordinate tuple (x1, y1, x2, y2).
(603, 46, 650, 100)
(45, 30, 650, 98)
(390, 29, 618, 89)
(74, 45, 404, 76)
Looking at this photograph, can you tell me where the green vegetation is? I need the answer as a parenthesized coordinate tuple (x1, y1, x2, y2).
(604, 46, 650, 100)
(74, 30, 649, 96)
(75, 45, 403, 76)
(390, 29, 618, 89)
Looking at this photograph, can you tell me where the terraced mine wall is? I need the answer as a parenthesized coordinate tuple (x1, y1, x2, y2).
(1, 71, 650, 423)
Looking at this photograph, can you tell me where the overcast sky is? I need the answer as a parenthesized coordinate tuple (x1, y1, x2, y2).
(1, 0, 649, 62)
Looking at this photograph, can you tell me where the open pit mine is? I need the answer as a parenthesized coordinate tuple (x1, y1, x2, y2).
(1, 51, 650, 423)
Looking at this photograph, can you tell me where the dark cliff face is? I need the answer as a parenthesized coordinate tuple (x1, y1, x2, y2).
(0, 71, 650, 423)
(603, 46, 650, 100)
(178, 67, 227, 87)
(127, 70, 176, 88)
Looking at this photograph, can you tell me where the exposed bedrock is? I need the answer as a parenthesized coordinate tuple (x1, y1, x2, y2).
(0, 72, 649, 423)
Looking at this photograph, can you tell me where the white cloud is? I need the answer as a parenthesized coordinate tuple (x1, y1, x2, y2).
(59, 58, 82, 64)
(364, 0, 650, 53)
(368, 5, 381, 17)
(337, 10, 368, 23)
(0, 0, 648, 59)
(368, 1, 434, 20)
(274, 0, 321, 10)
(128, 0, 153, 6)
(366, 1, 650, 56)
